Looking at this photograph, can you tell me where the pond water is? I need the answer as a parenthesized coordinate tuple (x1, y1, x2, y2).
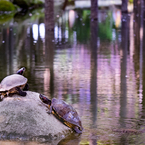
(0, 4, 145, 145)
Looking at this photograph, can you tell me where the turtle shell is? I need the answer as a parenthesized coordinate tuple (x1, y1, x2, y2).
(51, 98, 83, 132)
(0, 74, 27, 92)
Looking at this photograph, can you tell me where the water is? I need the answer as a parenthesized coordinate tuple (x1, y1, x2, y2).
(0, 5, 145, 145)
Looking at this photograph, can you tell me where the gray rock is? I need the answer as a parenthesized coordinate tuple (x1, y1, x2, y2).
(0, 91, 71, 141)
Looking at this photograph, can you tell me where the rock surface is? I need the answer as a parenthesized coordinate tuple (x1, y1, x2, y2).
(0, 91, 71, 141)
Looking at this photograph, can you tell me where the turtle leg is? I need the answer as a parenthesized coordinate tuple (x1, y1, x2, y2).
(0, 96, 3, 101)
(0, 94, 4, 101)
(48, 105, 53, 114)
(6, 92, 9, 96)
(15, 87, 27, 96)
(23, 83, 29, 91)
(73, 126, 82, 134)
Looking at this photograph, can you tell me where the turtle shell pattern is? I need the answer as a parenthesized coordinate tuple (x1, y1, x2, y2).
(51, 98, 83, 131)
(0, 74, 27, 92)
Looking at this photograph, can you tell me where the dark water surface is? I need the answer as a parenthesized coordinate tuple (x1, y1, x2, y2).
(0, 5, 145, 145)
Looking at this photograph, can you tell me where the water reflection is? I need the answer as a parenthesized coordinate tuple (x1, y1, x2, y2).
(90, 19, 98, 128)
(119, 13, 129, 128)
(58, 133, 81, 145)
(1, 5, 145, 144)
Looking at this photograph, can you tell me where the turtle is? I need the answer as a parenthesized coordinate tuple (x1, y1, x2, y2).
(17, 67, 25, 75)
(16, 67, 29, 91)
(39, 94, 83, 133)
(0, 71, 28, 101)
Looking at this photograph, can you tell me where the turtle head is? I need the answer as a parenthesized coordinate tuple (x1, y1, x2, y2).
(39, 94, 51, 106)
(17, 67, 25, 75)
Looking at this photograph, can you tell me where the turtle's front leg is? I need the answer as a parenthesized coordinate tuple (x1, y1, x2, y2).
(73, 126, 82, 134)
(0, 93, 4, 101)
(23, 83, 29, 91)
(47, 105, 53, 114)
(15, 87, 27, 96)
(0, 92, 5, 101)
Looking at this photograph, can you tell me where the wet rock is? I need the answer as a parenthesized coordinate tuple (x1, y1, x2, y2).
(0, 91, 71, 141)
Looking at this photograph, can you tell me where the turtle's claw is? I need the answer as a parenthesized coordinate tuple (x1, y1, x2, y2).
(73, 126, 83, 134)
(0, 95, 4, 101)
(47, 111, 51, 114)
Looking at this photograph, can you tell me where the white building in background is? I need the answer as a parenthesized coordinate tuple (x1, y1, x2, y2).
(54, 0, 122, 7)
(75, 0, 122, 8)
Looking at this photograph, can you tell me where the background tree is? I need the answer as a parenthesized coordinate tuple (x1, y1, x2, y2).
(122, 0, 128, 13)
(91, 0, 98, 20)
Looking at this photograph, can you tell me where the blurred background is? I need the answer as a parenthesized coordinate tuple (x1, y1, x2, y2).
(1, 0, 145, 144)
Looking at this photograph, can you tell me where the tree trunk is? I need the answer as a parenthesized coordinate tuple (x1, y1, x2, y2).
(91, 0, 98, 20)
(45, 0, 54, 31)
(122, 0, 128, 13)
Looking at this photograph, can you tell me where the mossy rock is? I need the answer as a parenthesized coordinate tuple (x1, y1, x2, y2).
(0, 0, 16, 12)
(0, 91, 71, 141)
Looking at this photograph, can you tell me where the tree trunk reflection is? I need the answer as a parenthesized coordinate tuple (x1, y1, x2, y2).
(119, 13, 129, 128)
(90, 20, 98, 128)
(45, 0, 54, 31)
(45, 0, 55, 97)
(119, 13, 129, 144)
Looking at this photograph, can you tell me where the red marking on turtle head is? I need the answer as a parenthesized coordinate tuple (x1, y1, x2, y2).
(39, 94, 51, 106)
(17, 67, 25, 75)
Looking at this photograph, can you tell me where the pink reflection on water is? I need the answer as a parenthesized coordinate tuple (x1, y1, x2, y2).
(44, 68, 50, 94)
(54, 44, 91, 105)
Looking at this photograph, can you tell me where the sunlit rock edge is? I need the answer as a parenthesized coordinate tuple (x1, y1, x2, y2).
(0, 91, 71, 141)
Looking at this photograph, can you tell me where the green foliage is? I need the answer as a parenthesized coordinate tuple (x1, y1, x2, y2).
(0, 0, 16, 12)
(129, 0, 133, 3)
(14, 8, 44, 23)
(98, 12, 112, 41)
(0, 13, 14, 24)
(72, 10, 90, 43)
(13, 0, 44, 8)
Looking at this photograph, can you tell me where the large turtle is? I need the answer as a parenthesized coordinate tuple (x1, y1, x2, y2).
(0, 67, 28, 100)
(39, 94, 83, 133)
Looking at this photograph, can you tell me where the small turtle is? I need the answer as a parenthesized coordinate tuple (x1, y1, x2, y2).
(17, 67, 29, 91)
(39, 94, 83, 133)
(0, 73, 28, 100)
(17, 67, 25, 75)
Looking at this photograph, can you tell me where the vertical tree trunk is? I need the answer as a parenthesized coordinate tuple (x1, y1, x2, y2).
(45, 0, 54, 31)
(91, 0, 98, 20)
(90, 20, 98, 127)
(45, 0, 55, 96)
(119, 13, 129, 128)
(122, 0, 128, 13)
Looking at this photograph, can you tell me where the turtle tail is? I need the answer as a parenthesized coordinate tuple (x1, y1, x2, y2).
(39, 94, 51, 106)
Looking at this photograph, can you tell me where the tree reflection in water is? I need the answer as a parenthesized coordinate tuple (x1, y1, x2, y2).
(0, 2, 145, 144)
